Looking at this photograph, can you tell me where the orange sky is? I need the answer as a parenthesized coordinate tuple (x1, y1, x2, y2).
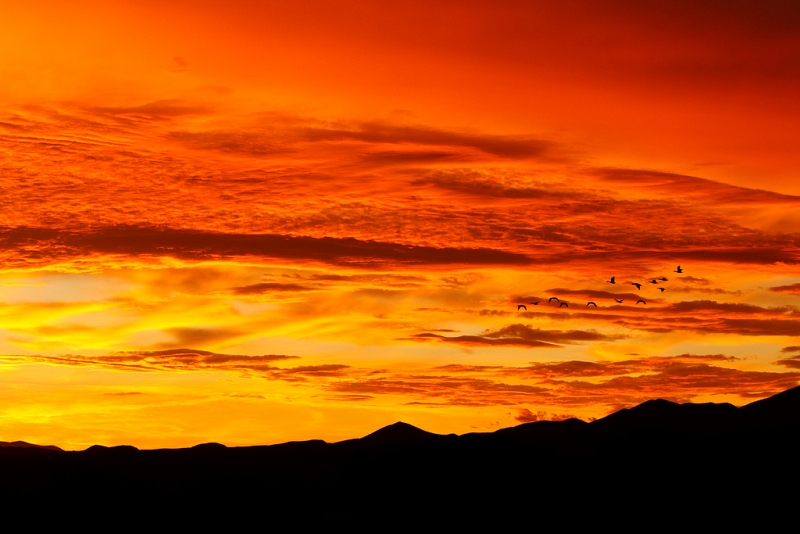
(2, 0, 800, 450)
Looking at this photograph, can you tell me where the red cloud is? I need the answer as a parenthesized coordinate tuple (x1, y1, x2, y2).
(770, 283, 800, 295)
(405, 324, 619, 348)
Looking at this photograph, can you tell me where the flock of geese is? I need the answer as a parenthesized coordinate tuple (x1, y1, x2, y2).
(516, 265, 684, 311)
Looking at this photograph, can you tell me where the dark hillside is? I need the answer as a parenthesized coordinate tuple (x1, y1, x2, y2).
(2, 386, 798, 522)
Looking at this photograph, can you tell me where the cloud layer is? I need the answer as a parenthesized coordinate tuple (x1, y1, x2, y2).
(6, 348, 797, 415)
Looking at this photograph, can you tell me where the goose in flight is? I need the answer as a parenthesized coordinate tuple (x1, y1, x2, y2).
(549, 297, 560, 303)
(658, 277, 668, 281)
(607, 276, 616, 284)
(614, 299, 624, 303)
(587, 302, 597, 307)
(658, 287, 665, 292)
(636, 299, 646, 305)
(517, 304, 527, 311)
(631, 282, 642, 290)
(559, 302, 569, 308)
(675, 266, 683, 273)
(649, 279, 659, 284)
(530, 302, 540, 305)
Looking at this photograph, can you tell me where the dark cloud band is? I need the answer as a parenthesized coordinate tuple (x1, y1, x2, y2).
(0, 225, 533, 268)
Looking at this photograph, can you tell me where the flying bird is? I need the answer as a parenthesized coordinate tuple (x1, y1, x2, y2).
(649, 280, 659, 284)
(559, 302, 569, 308)
(530, 302, 540, 305)
(607, 277, 616, 284)
(658, 277, 668, 281)
(549, 297, 560, 303)
(614, 299, 624, 303)
(675, 266, 683, 273)
(517, 304, 527, 311)
(587, 302, 597, 307)
(658, 287, 665, 292)
(631, 282, 642, 290)
(636, 299, 646, 305)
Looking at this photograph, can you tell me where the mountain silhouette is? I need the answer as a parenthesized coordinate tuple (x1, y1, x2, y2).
(589, 398, 740, 437)
(0, 440, 62, 451)
(739, 384, 800, 427)
(355, 421, 454, 447)
(2, 385, 798, 523)
(491, 416, 590, 446)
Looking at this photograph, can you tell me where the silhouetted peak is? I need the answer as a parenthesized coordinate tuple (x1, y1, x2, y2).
(511, 417, 589, 429)
(360, 421, 448, 447)
(742, 384, 800, 411)
(592, 397, 739, 436)
(0, 440, 62, 451)
(560, 417, 590, 426)
(740, 384, 800, 426)
(494, 417, 591, 446)
(629, 398, 681, 413)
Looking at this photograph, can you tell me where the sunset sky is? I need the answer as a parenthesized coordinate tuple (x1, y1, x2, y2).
(2, 0, 800, 450)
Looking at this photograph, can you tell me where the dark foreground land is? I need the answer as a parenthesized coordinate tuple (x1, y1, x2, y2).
(2, 387, 799, 523)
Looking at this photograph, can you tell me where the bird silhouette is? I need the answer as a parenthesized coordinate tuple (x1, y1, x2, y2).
(658, 277, 668, 281)
(658, 287, 665, 292)
(587, 302, 597, 307)
(636, 299, 646, 305)
(631, 282, 642, 290)
(549, 297, 559, 303)
(530, 302, 540, 305)
(675, 265, 683, 273)
(649, 280, 659, 284)
(559, 302, 569, 308)
(607, 277, 616, 284)
(517, 304, 527, 311)
(614, 299, 624, 303)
